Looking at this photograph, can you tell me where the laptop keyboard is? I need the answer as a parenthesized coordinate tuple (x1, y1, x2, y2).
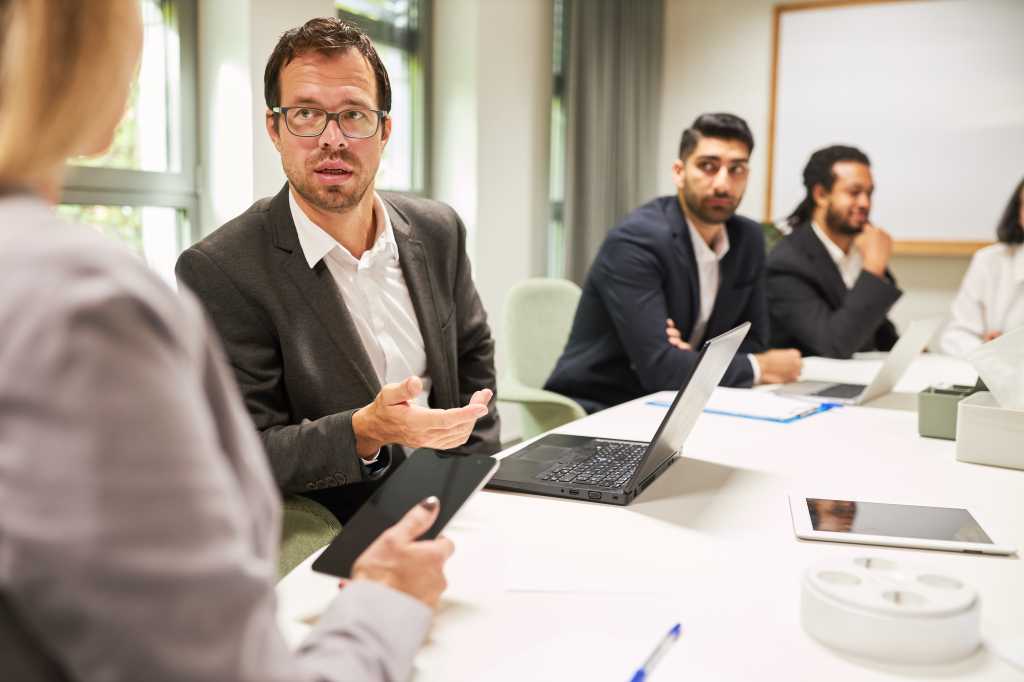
(535, 440, 647, 489)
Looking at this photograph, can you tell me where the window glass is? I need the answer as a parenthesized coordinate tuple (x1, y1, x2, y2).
(548, 0, 568, 277)
(337, 0, 426, 193)
(338, 0, 412, 27)
(58, 205, 191, 286)
(61, 0, 196, 278)
(71, 0, 182, 173)
(376, 43, 413, 190)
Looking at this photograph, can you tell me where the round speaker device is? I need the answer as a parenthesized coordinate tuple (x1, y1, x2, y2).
(801, 555, 980, 664)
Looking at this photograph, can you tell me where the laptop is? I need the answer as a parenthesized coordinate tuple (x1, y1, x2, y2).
(486, 322, 750, 506)
(776, 317, 943, 405)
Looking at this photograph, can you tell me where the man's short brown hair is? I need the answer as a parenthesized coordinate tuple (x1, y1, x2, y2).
(264, 17, 391, 116)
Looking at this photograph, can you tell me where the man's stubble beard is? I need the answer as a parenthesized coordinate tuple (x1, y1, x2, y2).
(682, 179, 741, 225)
(287, 155, 373, 214)
(825, 203, 865, 237)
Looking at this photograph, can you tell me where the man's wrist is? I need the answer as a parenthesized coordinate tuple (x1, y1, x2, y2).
(352, 406, 384, 460)
(862, 257, 887, 278)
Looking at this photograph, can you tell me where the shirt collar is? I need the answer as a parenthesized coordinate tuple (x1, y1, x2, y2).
(811, 221, 855, 266)
(289, 190, 398, 270)
(687, 221, 730, 263)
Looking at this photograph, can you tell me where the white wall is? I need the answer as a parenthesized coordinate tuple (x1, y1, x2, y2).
(431, 0, 480, 255)
(658, 0, 970, 338)
(432, 0, 553, 361)
(198, 0, 253, 234)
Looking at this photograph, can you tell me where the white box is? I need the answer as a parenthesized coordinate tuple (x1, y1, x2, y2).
(956, 391, 1024, 471)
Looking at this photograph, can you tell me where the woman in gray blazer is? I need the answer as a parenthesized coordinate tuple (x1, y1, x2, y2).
(0, 2, 451, 680)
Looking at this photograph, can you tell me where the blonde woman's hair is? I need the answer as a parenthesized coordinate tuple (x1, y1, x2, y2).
(0, 0, 139, 185)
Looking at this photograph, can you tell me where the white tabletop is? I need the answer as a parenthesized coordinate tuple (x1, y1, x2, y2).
(277, 355, 1024, 681)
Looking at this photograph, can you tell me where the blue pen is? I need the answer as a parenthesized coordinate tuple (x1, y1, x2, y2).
(629, 622, 681, 682)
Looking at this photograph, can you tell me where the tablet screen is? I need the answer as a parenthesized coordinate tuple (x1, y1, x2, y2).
(313, 450, 496, 578)
(805, 498, 993, 543)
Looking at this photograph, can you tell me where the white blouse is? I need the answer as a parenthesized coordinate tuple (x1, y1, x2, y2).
(939, 242, 1024, 357)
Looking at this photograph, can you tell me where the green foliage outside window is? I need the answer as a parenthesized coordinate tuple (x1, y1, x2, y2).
(71, 82, 142, 171)
(57, 205, 146, 257)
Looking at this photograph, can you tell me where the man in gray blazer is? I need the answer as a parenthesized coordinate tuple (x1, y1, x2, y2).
(177, 18, 500, 519)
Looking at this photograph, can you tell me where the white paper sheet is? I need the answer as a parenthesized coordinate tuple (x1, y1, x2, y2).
(702, 387, 824, 421)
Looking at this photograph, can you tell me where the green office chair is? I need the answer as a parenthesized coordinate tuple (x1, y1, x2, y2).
(278, 495, 342, 579)
(499, 278, 587, 440)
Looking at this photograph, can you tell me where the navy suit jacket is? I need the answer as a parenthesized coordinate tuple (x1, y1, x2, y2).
(766, 221, 900, 358)
(545, 195, 770, 412)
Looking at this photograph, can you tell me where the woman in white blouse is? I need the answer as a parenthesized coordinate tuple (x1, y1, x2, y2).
(939, 178, 1024, 357)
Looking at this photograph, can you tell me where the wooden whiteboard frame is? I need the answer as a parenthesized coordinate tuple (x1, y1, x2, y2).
(765, 0, 991, 257)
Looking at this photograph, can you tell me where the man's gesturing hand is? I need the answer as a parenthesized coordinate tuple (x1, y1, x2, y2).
(352, 376, 492, 458)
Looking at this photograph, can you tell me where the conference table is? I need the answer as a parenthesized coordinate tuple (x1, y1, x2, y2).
(277, 354, 1024, 680)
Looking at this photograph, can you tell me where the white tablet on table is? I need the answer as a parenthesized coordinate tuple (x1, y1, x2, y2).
(788, 493, 1016, 556)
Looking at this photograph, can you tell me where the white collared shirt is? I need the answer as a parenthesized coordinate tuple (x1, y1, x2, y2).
(290, 191, 431, 411)
(939, 242, 1024, 357)
(686, 223, 761, 384)
(811, 221, 863, 289)
(687, 222, 730, 349)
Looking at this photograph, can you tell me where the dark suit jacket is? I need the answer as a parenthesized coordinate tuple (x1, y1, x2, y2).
(176, 185, 500, 495)
(544, 195, 770, 412)
(766, 221, 901, 358)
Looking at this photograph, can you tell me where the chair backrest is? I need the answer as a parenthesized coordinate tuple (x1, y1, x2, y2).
(503, 278, 582, 390)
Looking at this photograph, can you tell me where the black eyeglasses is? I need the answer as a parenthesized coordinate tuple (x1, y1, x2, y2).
(271, 106, 388, 139)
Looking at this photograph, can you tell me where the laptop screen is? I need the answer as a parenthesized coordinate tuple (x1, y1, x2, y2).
(627, 322, 750, 488)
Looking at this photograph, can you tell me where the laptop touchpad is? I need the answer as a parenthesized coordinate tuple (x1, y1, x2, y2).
(519, 444, 576, 464)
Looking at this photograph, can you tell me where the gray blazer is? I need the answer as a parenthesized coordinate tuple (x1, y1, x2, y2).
(175, 185, 500, 495)
(0, 194, 431, 682)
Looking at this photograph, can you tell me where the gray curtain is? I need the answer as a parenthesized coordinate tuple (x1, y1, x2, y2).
(563, 0, 664, 284)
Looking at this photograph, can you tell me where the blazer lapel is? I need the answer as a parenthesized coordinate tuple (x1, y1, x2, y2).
(269, 185, 380, 398)
(796, 222, 847, 309)
(667, 199, 701, 335)
(387, 201, 456, 408)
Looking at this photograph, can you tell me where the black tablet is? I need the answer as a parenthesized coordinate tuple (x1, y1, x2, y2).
(312, 449, 498, 578)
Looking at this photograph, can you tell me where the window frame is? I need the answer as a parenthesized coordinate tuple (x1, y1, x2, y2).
(547, 0, 569, 278)
(61, 0, 199, 243)
(336, 0, 432, 196)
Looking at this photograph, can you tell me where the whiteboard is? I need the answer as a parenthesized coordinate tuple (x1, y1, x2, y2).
(768, 0, 1024, 248)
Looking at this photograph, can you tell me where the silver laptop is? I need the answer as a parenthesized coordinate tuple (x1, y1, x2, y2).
(777, 317, 942, 405)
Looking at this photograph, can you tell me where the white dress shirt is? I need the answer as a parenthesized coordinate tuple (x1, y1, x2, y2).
(290, 191, 431, 409)
(686, 223, 761, 383)
(811, 221, 863, 289)
(939, 242, 1024, 357)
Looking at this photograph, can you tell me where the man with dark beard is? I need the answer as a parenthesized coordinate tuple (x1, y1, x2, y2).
(767, 146, 901, 358)
(545, 113, 801, 413)
(176, 18, 499, 522)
